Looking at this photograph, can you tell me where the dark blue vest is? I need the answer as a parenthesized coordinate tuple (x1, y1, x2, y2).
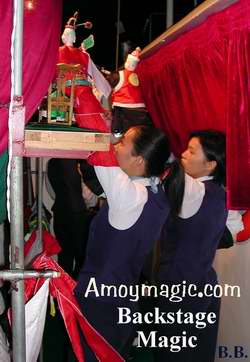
(75, 185, 169, 304)
(158, 181, 228, 284)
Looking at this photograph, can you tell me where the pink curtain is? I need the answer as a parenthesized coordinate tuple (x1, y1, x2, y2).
(0, 0, 62, 154)
(138, 0, 250, 209)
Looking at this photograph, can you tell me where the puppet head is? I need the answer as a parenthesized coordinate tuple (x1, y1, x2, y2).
(124, 47, 141, 71)
(61, 12, 78, 46)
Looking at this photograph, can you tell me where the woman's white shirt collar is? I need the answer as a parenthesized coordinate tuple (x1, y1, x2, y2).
(197, 175, 214, 182)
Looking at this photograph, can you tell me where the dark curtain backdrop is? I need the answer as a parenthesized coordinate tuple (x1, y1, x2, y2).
(138, 0, 250, 209)
(0, 0, 62, 154)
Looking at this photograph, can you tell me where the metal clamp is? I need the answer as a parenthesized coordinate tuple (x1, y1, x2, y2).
(0, 270, 60, 281)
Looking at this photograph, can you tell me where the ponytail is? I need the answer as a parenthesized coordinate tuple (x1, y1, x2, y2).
(163, 160, 185, 216)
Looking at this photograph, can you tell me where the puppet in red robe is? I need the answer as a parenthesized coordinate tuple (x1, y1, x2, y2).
(58, 12, 110, 132)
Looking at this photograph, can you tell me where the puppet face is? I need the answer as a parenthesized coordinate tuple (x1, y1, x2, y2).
(114, 128, 145, 177)
(61, 28, 76, 46)
(181, 137, 216, 179)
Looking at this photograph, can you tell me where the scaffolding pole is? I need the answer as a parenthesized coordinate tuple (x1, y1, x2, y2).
(10, 0, 25, 361)
(37, 157, 44, 362)
(37, 158, 43, 244)
(166, 0, 174, 28)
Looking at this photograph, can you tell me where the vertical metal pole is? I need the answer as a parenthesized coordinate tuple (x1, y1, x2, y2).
(115, 0, 121, 70)
(149, 14, 152, 42)
(166, 0, 174, 28)
(10, 0, 26, 361)
(0, 224, 4, 266)
(37, 158, 43, 244)
(26, 158, 33, 208)
(37, 157, 43, 362)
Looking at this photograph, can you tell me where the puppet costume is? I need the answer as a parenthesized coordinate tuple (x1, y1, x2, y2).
(58, 13, 109, 132)
(109, 48, 152, 133)
(111, 68, 145, 108)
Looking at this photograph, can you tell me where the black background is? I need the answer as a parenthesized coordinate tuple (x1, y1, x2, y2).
(62, 0, 205, 69)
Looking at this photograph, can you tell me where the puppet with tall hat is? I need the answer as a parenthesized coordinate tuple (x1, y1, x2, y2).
(105, 47, 153, 133)
(61, 11, 78, 46)
(58, 12, 111, 132)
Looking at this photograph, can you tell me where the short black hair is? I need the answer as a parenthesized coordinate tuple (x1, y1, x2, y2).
(189, 129, 226, 185)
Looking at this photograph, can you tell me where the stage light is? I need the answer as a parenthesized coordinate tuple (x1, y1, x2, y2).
(25, 0, 34, 10)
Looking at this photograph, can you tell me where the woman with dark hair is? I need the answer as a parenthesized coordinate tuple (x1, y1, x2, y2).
(183, 129, 226, 185)
(154, 130, 229, 362)
(74, 125, 208, 361)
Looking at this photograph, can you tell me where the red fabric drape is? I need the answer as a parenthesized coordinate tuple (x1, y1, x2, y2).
(227, 22, 250, 208)
(0, 1, 12, 155)
(138, 0, 250, 209)
(0, 0, 62, 154)
(24, 254, 124, 362)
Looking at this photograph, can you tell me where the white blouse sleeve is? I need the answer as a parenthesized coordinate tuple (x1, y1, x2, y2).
(179, 173, 205, 219)
(94, 166, 148, 230)
(226, 210, 244, 239)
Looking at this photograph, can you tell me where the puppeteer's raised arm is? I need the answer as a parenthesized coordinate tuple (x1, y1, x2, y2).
(94, 166, 148, 230)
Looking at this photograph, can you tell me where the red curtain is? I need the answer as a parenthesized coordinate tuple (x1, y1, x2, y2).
(0, 0, 62, 154)
(227, 24, 250, 208)
(138, 0, 250, 209)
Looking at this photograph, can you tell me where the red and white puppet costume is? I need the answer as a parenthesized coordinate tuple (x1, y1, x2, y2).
(58, 13, 111, 132)
(107, 48, 152, 133)
(112, 47, 146, 108)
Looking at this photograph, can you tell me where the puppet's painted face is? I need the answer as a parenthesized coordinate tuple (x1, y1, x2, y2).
(114, 128, 145, 177)
(181, 137, 216, 179)
(61, 28, 76, 46)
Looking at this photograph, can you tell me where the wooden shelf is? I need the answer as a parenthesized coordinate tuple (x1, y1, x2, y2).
(23, 126, 110, 159)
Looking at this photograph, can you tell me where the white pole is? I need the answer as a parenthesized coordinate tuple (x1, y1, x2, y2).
(0, 224, 4, 266)
(10, 0, 26, 360)
(166, 0, 174, 28)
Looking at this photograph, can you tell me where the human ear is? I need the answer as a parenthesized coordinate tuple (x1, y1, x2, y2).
(138, 156, 143, 164)
(136, 155, 145, 166)
(134, 155, 146, 175)
(207, 160, 217, 174)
